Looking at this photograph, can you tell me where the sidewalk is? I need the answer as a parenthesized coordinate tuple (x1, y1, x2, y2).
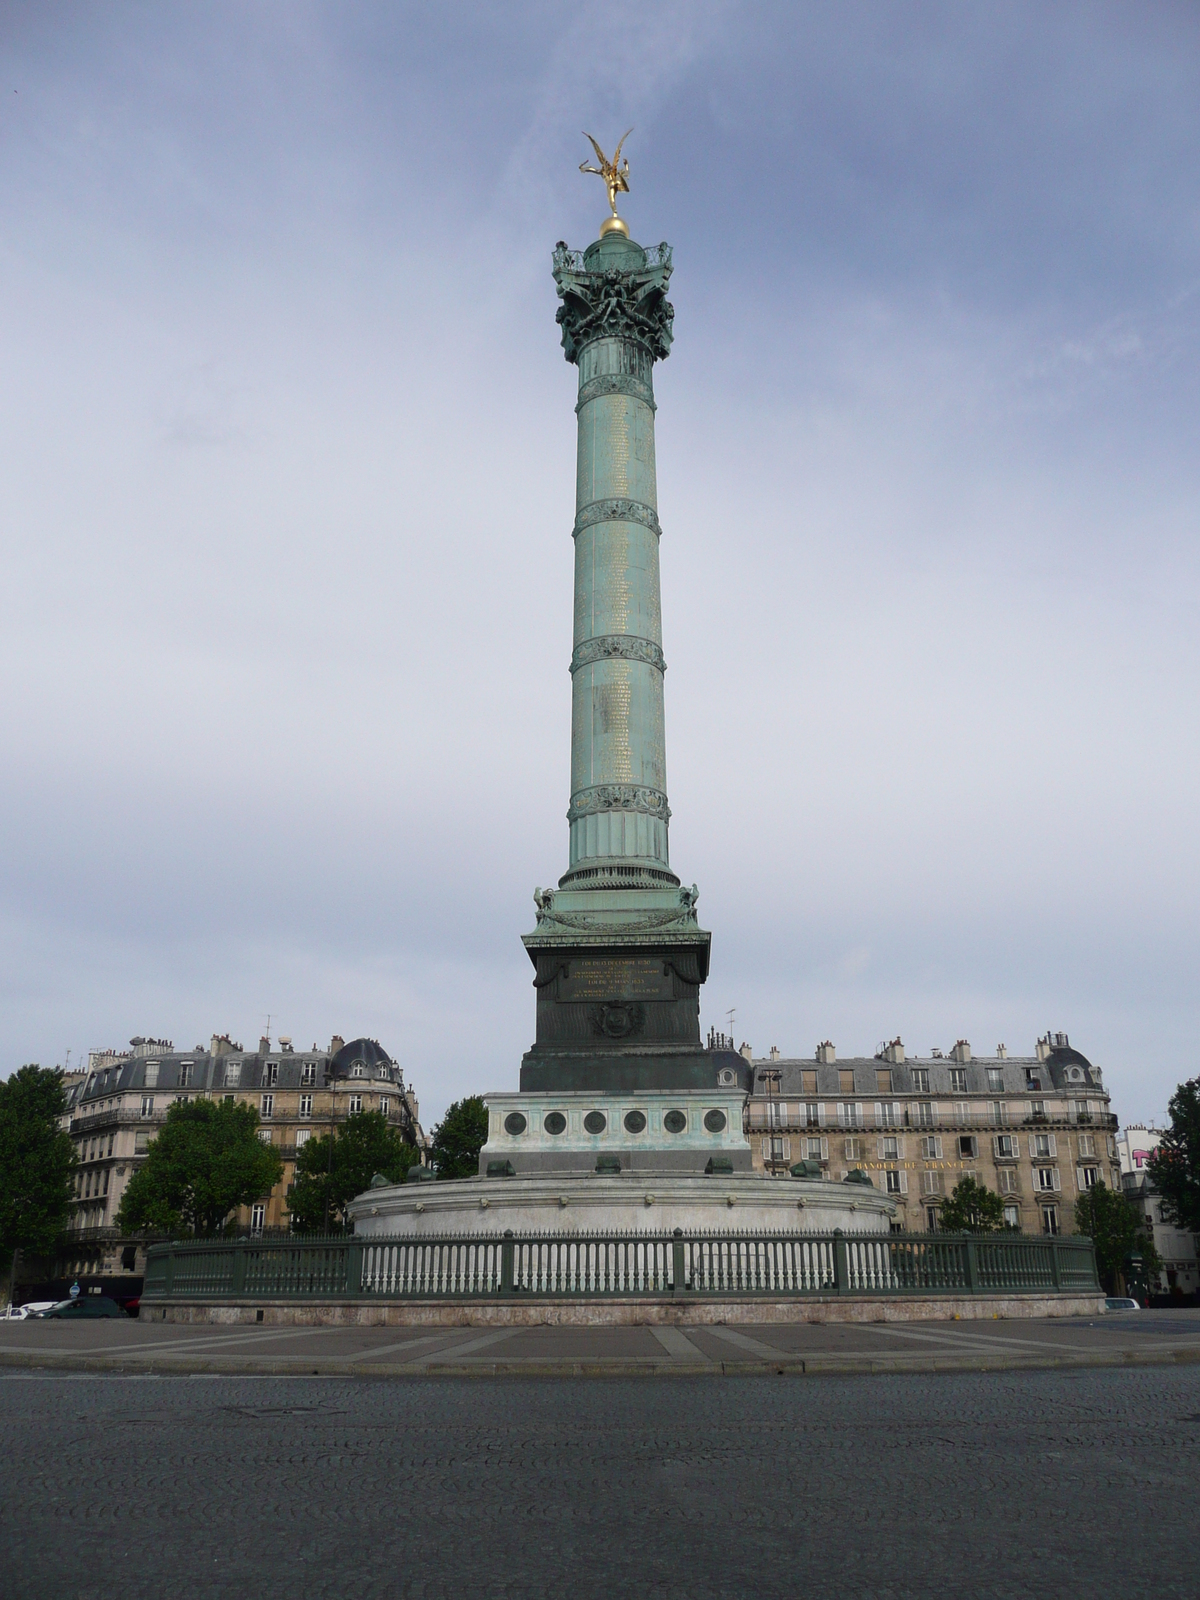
(2, 1308, 1199, 1377)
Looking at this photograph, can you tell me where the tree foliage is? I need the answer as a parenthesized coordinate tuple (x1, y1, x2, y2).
(937, 1175, 1006, 1233)
(288, 1111, 419, 1233)
(430, 1096, 488, 1180)
(1147, 1076, 1200, 1234)
(116, 1098, 283, 1237)
(0, 1066, 76, 1274)
(1074, 1180, 1161, 1295)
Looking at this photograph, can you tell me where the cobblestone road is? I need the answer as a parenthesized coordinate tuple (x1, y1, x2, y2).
(3, 1367, 1198, 1599)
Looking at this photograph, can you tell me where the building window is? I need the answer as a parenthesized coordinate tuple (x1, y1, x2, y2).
(178, 1064, 191, 1088)
(102, 1170, 109, 1195)
(1033, 1132, 1056, 1159)
(958, 1136, 977, 1159)
(1029, 1100, 1047, 1120)
(838, 1102, 862, 1128)
(767, 1136, 788, 1163)
(987, 1068, 1004, 1092)
(998, 1168, 1020, 1194)
(911, 1068, 930, 1093)
(882, 1136, 899, 1160)
(295, 1129, 311, 1150)
(144, 1064, 159, 1088)
(140, 1096, 154, 1118)
(224, 1062, 242, 1087)
(844, 1137, 863, 1161)
(1003, 1203, 1020, 1229)
(349, 1094, 363, 1114)
(352, 1066, 365, 1079)
(801, 1071, 818, 1095)
(806, 1137, 824, 1161)
(1079, 1166, 1098, 1189)
(926, 1206, 939, 1232)
(914, 1102, 934, 1128)
(261, 1094, 273, 1118)
(995, 1133, 1018, 1159)
(135, 1132, 149, 1153)
(250, 1204, 265, 1235)
(921, 1171, 941, 1195)
(990, 1101, 1006, 1125)
(299, 1095, 312, 1119)
(876, 1101, 899, 1127)
(1042, 1206, 1059, 1236)
(876, 1070, 893, 1094)
(1038, 1167, 1058, 1192)
(1025, 1069, 1042, 1091)
(380, 1096, 390, 1116)
(886, 1170, 902, 1195)
(266, 1063, 279, 1087)
(301, 1063, 316, 1086)
(919, 1135, 942, 1159)
(258, 1129, 273, 1144)
(1077, 1134, 1095, 1157)
(838, 1070, 855, 1094)
(949, 1068, 967, 1092)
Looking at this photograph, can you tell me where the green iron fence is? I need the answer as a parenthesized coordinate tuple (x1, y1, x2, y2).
(141, 1228, 1099, 1304)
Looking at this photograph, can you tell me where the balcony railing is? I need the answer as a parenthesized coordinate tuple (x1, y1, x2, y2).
(141, 1228, 1100, 1305)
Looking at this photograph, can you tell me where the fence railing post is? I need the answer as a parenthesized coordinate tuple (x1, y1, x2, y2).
(963, 1237, 978, 1293)
(163, 1245, 175, 1298)
(671, 1228, 686, 1294)
(1050, 1240, 1062, 1290)
(500, 1231, 515, 1295)
(832, 1229, 848, 1294)
(345, 1241, 363, 1296)
(231, 1240, 247, 1298)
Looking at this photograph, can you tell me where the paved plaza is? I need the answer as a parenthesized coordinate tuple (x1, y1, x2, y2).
(2, 1362, 1198, 1599)
(2, 1306, 1199, 1376)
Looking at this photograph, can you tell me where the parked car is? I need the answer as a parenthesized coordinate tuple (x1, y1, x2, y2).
(32, 1297, 128, 1319)
(1104, 1296, 1142, 1312)
(1, 1302, 57, 1320)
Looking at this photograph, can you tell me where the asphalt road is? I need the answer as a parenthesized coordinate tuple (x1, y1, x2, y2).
(3, 1366, 1198, 1599)
(2, 1307, 1200, 1375)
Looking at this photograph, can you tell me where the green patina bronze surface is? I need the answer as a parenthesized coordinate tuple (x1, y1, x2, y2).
(521, 230, 715, 1092)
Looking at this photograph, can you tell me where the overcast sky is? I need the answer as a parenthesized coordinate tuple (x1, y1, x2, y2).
(2, 1, 1198, 1128)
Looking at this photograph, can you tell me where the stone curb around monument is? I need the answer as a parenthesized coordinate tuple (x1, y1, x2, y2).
(1, 1345, 1197, 1380)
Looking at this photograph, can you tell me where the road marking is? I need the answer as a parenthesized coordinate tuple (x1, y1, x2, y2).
(703, 1326, 796, 1360)
(407, 1328, 525, 1364)
(648, 1325, 712, 1363)
(857, 1324, 1092, 1353)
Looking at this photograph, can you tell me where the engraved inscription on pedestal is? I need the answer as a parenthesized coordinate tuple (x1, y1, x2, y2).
(558, 955, 673, 1004)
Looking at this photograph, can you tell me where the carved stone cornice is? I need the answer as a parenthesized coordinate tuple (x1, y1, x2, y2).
(573, 497, 662, 538)
(552, 243, 675, 365)
(570, 635, 666, 675)
(576, 372, 656, 412)
(567, 784, 671, 826)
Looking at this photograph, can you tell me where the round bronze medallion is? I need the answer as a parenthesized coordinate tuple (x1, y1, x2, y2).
(703, 1109, 727, 1133)
(663, 1110, 687, 1134)
(583, 1110, 607, 1135)
(624, 1109, 647, 1134)
(504, 1112, 528, 1136)
(543, 1111, 566, 1135)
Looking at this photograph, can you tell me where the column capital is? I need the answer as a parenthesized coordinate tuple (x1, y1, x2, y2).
(552, 238, 674, 365)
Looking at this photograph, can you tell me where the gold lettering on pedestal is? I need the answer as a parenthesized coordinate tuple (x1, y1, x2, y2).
(558, 956, 673, 1003)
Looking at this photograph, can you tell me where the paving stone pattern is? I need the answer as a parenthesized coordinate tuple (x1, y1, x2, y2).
(3, 1368, 1199, 1599)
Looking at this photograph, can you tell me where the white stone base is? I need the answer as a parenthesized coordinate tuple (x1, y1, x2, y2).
(348, 1170, 895, 1237)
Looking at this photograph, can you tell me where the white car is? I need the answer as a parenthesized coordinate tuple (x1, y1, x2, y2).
(1, 1302, 57, 1320)
(1104, 1296, 1142, 1312)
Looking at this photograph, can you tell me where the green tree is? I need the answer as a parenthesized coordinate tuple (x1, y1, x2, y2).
(288, 1111, 419, 1233)
(1074, 1180, 1161, 1296)
(1147, 1077, 1200, 1233)
(430, 1095, 488, 1180)
(0, 1066, 76, 1278)
(116, 1098, 283, 1237)
(937, 1175, 1006, 1233)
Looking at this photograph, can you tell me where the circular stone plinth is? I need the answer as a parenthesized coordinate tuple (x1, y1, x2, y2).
(348, 1172, 894, 1237)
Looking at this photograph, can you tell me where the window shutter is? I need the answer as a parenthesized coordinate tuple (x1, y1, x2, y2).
(782, 1139, 791, 1160)
(899, 1170, 908, 1194)
(820, 1137, 829, 1161)
(875, 1103, 886, 1126)
(935, 1136, 943, 1159)
(992, 1136, 1000, 1157)
(929, 1102, 939, 1121)
(1053, 1169, 1061, 1191)
(896, 1137, 905, 1158)
(1012, 1135, 1020, 1157)
(876, 1138, 885, 1157)
(1048, 1134, 1057, 1157)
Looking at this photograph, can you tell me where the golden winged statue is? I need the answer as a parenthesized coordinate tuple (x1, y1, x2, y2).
(580, 130, 632, 228)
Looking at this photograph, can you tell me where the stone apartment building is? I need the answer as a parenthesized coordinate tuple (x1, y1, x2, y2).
(60, 1032, 428, 1279)
(1116, 1126, 1199, 1298)
(740, 1033, 1118, 1237)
